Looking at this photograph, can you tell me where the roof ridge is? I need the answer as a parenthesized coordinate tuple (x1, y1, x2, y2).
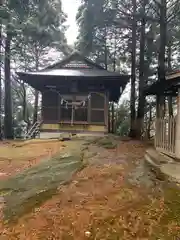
(39, 51, 105, 71)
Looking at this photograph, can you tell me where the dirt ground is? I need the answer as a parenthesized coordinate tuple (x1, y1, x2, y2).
(0, 140, 65, 179)
(0, 138, 180, 239)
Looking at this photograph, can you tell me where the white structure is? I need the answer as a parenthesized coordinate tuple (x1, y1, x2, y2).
(146, 71, 180, 159)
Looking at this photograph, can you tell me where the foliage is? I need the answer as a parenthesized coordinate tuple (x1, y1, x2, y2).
(116, 100, 130, 136)
(0, 0, 69, 138)
(76, 0, 180, 138)
(13, 0, 69, 70)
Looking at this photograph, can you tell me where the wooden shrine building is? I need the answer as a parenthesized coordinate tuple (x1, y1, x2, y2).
(17, 51, 129, 135)
(145, 71, 180, 159)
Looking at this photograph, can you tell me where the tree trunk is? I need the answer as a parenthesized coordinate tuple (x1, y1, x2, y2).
(22, 47, 29, 126)
(167, 43, 173, 116)
(129, 0, 137, 138)
(147, 103, 152, 139)
(22, 86, 26, 122)
(33, 90, 39, 124)
(108, 103, 111, 133)
(0, 1, 2, 140)
(157, 0, 167, 118)
(4, 28, 13, 139)
(111, 102, 114, 134)
(136, 0, 147, 138)
(112, 32, 117, 134)
(33, 46, 39, 124)
(104, 27, 108, 70)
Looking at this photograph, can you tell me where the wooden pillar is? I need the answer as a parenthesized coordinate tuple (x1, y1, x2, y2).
(111, 102, 114, 134)
(41, 93, 44, 122)
(88, 93, 91, 124)
(58, 93, 61, 122)
(156, 95, 160, 119)
(104, 92, 109, 133)
(175, 88, 180, 159)
(108, 102, 111, 133)
(168, 96, 173, 117)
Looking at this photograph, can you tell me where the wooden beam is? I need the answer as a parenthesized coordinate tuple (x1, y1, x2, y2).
(88, 94, 91, 123)
(58, 93, 61, 122)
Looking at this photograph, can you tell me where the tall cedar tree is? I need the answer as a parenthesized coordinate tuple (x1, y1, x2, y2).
(136, 0, 147, 138)
(0, 0, 2, 139)
(2, 0, 67, 138)
(129, 0, 137, 138)
(4, 22, 13, 139)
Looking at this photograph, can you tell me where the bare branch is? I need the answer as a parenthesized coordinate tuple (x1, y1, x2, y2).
(167, 1, 180, 22)
(146, 1, 160, 16)
(168, 0, 180, 11)
(152, 0, 162, 7)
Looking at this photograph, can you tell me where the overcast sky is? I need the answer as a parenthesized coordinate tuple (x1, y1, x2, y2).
(62, 0, 80, 45)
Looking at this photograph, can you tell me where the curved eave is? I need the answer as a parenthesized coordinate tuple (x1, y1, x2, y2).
(144, 77, 180, 96)
(17, 72, 130, 102)
(17, 68, 130, 78)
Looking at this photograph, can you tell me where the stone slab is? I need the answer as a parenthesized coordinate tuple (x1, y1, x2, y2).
(145, 148, 180, 183)
(160, 164, 180, 182)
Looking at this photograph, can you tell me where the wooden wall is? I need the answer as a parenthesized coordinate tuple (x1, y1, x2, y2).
(90, 93, 105, 124)
(42, 91, 59, 123)
(41, 91, 108, 126)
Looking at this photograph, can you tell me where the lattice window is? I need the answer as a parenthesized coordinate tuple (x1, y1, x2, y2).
(75, 107, 88, 122)
(60, 94, 88, 122)
(61, 108, 72, 121)
(42, 91, 59, 107)
(91, 93, 105, 109)
(74, 96, 88, 122)
(90, 92, 105, 124)
(60, 95, 72, 121)
(42, 107, 59, 121)
(91, 110, 105, 123)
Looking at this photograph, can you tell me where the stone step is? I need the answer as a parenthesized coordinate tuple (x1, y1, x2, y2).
(145, 148, 180, 183)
